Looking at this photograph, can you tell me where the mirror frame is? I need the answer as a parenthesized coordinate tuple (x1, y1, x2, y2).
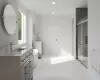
(3, 4, 17, 35)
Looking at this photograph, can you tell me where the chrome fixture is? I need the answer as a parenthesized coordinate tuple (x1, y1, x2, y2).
(10, 42, 15, 52)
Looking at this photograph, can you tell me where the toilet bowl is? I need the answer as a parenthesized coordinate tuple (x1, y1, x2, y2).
(33, 49, 39, 68)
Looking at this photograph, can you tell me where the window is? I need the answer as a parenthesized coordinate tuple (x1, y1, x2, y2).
(18, 11, 22, 40)
(18, 11, 26, 44)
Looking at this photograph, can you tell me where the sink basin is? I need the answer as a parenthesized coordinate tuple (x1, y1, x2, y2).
(16, 48, 26, 51)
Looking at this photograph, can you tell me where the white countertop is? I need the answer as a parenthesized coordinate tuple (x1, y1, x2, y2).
(12, 46, 33, 56)
(0, 45, 33, 56)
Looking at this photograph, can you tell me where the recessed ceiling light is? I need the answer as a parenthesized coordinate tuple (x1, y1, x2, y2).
(52, 1, 56, 4)
(52, 12, 55, 15)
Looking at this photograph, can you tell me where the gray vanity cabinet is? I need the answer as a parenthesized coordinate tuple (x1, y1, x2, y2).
(0, 48, 33, 80)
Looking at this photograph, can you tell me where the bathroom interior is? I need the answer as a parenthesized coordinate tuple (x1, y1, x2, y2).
(0, 0, 100, 80)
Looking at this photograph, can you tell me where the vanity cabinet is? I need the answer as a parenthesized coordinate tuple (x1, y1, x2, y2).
(20, 48, 33, 80)
(0, 48, 33, 80)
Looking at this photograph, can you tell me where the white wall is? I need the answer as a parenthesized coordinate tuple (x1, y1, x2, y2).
(0, 0, 18, 54)
(27, 11, 36, 47)
(36, 15, 74, 57)
(88, 0, 100, 80)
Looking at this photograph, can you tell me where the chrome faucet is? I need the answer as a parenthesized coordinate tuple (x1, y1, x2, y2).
(10, 42, 15, 52)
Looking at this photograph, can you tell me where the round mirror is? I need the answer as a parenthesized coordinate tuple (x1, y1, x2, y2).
(3, 4, 17, 34)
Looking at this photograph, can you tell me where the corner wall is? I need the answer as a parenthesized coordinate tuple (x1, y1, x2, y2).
(27, 11, 36, 47)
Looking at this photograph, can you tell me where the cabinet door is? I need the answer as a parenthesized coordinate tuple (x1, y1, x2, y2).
(20, 65, 25, 80)
(29, 58, 33, 80)
(30, 54, 34, 69)
(20, 60, 30, 80)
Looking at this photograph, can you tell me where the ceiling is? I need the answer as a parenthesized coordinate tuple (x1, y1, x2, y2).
(19, 0, 87, 15)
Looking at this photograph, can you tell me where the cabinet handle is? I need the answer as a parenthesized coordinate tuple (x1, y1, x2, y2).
(22, 59, 25, 62)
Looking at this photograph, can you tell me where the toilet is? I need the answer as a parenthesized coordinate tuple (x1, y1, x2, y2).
(33, 49, 39, 68)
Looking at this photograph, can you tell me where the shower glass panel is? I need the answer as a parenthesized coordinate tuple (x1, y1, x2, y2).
(77, 21, 88, 68)
(77, 24, 82, 61)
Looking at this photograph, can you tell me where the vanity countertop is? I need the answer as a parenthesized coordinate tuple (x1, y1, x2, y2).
(0, 45, 33, 56)
(12, 46, 33, 56)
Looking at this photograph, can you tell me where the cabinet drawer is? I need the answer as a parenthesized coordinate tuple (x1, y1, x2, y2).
(29, 50, 33, 58)
(20, 54, 26, 66)
(25, 52, 30, 61)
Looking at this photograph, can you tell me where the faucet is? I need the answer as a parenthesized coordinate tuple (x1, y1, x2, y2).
(10, 42, 15, 52)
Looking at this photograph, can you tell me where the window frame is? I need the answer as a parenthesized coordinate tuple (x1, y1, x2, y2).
(18, 10, 27, 44)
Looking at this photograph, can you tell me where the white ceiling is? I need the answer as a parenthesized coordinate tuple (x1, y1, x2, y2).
(19, 0, 87, 15)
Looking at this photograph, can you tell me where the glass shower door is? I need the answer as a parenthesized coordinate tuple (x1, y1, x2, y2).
(81, 22, 88, 67)
(77, 21, 88, 68)
(77, 24, 82, 61)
